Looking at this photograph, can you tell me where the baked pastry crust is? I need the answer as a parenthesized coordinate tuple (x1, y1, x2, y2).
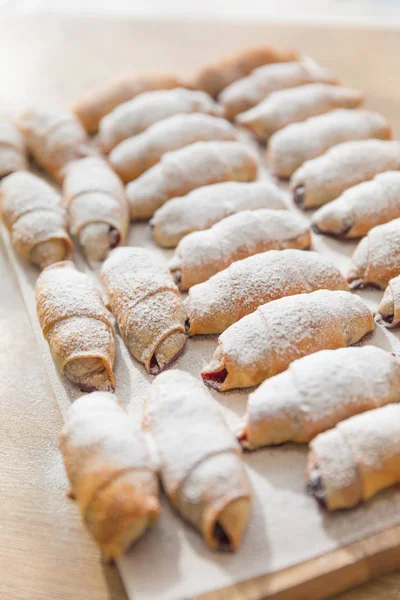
(0, 117, 28, 177)
(377, 274, 400, 327)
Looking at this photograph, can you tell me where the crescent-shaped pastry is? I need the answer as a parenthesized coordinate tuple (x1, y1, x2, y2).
(17, 108, 94, 183)
(1, 171, 73, 269)
(169, 209, 311, 291)
(109, 113, 238, 182)
(306, 403, 400, 510)
(185, 249, 348, 335)
(191, 44, 299, 98)
(36, 261, 115, 392)
(0, 117, 28, 177)
(377, 275, 400, 328)
(240, 346, 400, 449)
(143, 370, 251, 551)
(291, 139, 400, 209)
(201, 290, 374, 391)
(312, 171, 400, 239)
(98, 88, 222, 153)
(126, 141, 258, 221)
(72, 72, 185, 133)
(268, 109, 391, 179)
(151, 180, 285, 248)
(60, 392, 159, 560)
(63, 157, 129, 263)
(347, 218, 400, 289)
(220, 59, 336, 120)
(236, 83, 363, 141)
(101, 247, 186, 374)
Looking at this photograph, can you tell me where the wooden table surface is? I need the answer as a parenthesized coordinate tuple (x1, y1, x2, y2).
(1, 15, 400, 600)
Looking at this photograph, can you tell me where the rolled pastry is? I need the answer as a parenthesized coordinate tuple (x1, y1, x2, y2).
(1, 171, 73, 269)
(312, 171, 400, 239)
(236, 83, 363, 141)
(191, 44, 299, 98)
(98, 88, 222, 153)
(151, 180, 285, 248)
(17, 108, 94, 183)
(291, 140, 400, 209)
(220, 59, 336, 120)
(0, 117, 28, 177)
(143, 370, 251, 551)
(169, 209, 311, 291)
(127, 141, 258, 221)
(240, 346, 400, 449)
(36, 261, 115, 391)
(63, 157, 129, 263)
(109, 113, 238, 183)
(60, 392, 159, 560)
(72, 72, 185, 133)
(185, 249, 348, 335)
(101, 247, 186, 374)
(306, 403, 400, 510)
(347, 218, 400, 289)
(377, 275, 400, 328)
(201, 289, 374, 391)
(268, 109, 391, 179)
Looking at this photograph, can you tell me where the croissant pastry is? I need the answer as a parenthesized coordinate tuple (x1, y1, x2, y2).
(36, 261, 115, 391)
(377, 275, 400, 327)
(240, 346, 400, 450)
(185, 249, 348, 336)
(143, 370, 251, 551)
(220, 59, 336, 120)
(237, 83, 363, 141)
(347, 218, 400, 289)
(312, 171, 400, 239)
(1, 171, 73, 269)
(98, 88, 222, 153)
(72, 72, 185, 134)
(306, 403, 400, 510)
(169, 209, 311, 291)
(0, 117, 28, 177)
(151, 180, 285, 248)
(268, 109, 391, 179)
(101, 247, 186, 374)
(63, 157, 129, 263)
(201, 290, 374, 391)
(191, 44, 299, 98)
(109, 113, 238, 183)
(127, 141, 258, 221)
(60, 392, 160, 560)
(291, 140, 400, 209)
(17, 108, 94, 183)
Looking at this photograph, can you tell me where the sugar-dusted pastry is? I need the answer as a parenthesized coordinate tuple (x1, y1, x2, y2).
(306, 403, 400, 510)
(169, 209, 311, 291)
(312, 171, 400, 239)
(63, 157, 129, 263)
(347, 218, 400, 289)
(143, 370, 251, 551)
(98, 88, 222, 153)
(185, 250, 348, 335)
(36, 261, 115, 392)
(220, 59, 336, 120)
(377, 275, 400, 328)
(60, 392, 159, 560)
(268, 109, 392, 179)
(240, 347, 400, 449)
(109, 113, 238, 182)
(101, 247, 186, 374)
(201, 290, 374, 391)
(72, 72, 185, 133)
(127, 141, 258, 221)
(151, 181, 285, 248)
(1, 171, 73, 269)
(291, 140, 400, 209)
(236, 83, 363, 141)
(0, 117, 28, 177)
(192, 44, 299, 98)
(17, 108, 94, 183)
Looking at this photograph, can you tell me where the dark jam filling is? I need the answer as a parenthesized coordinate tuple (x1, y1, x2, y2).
(149, 355, 160, 375)
(306, 466, 327, 510)
(184, 318, 190, 333)
(383, 314, 394, 325)
(293, 185, 305, 208)
(109, 227, 121, 250)
(214, 522, 233, 552)
(201, 368, 228, 386)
